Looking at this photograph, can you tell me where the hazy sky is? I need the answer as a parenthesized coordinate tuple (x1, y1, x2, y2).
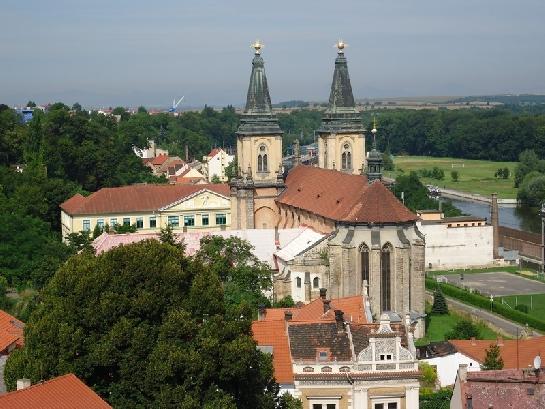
(1, 0, 544, 107)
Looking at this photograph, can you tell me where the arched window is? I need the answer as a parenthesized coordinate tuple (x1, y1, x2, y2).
(296, 277, 302, 288)
(360, 243, 370, 286)
(258, 144, 268, 172)
(313, 277, 319, 288)
(341, 143, 352, 170)
(381, 243, 392, 311)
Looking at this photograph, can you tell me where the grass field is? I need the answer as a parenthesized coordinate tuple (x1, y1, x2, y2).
(500, 293, 545, 320)
(384, 156, 518, 199)
(415, 308, 500, 346)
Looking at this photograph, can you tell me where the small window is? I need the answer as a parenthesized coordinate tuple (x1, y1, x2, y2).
(296, 277, 302, 288)
(168, 216, 179, 227)
(149, 216, 157, 228)
(83, 220, 90, 232)
(318, 351, 328, 361)
(110, 218, 117, 226)
(202, 214, 209, 226)
(97, 219, 104, 229)
(136, 217, 143, 229)
(184, 215, 195, 227)
(123, 217, 130, 226)
(215, 213, 226, 225)
(313, 277, 319, 288)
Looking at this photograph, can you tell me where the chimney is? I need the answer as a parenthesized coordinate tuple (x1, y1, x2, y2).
(17, 379, 31, 391)
(319, 288, 327, 300)
(491, 193, 499, 259)
(466, 394, 473, 409)
(459, 364, 468, 382)
(258, 304, 267, 321)
(470, 337, 476, 346)
(323, 299, 331, 314)
(284, 311, 293, 321)
(185, 144, 189, 162)
(304, 272, 311, 302)
(497, 336, 504, 346)
(334, 310, 344, 333)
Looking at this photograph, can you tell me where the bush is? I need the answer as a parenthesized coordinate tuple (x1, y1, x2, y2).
(446, 319, 480, 340)
(515, 304, 529, 313)
(420, 388, 452, 409)
(451, 170, 459, 182)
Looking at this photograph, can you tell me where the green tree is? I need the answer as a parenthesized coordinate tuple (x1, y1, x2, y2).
(446, 319, 480, 340)
(450, 170, 459, 182)
(211, 174, 221, 183)
(481, 343, 504, 370)
(26, 101, 37, 108)
(4, 240, 279, 408)
(273, 295, 295, 308)
(431, 289, 449, 315)
(159, 224, 177, 246)
(419, 362, 438, 389)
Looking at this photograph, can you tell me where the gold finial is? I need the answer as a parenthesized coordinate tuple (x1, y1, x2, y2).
(335, 40, 347, 53)
(252, 39, 264, 54)
(371, 116, 378, 134)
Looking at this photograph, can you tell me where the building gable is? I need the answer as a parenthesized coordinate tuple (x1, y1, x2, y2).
(160, 189, 230, 211)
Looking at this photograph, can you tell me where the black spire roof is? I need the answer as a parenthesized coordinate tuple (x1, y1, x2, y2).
(237, 46, 282, 136)
(319, 46, 364, 133)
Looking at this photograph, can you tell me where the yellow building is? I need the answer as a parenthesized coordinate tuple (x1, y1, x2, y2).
(60, 184, 231, 240)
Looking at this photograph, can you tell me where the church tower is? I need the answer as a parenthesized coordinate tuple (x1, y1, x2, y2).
(230, 41, 284, 229)
(317, 41, 365, 174)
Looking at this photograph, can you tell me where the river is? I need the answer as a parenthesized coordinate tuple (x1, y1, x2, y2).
(442, 198, 543, 234)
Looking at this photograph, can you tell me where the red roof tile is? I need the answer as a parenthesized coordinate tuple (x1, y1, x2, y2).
(252, 320, 293, 384)
(0, 373, 111, 408)
(277, 166, 416, 224)
(151, 154, 168, 165)
(452, 337, 545, 369)
(0, 310, 24, 353)
(208, 148, 222, 157)
(60, 184, 229, 215)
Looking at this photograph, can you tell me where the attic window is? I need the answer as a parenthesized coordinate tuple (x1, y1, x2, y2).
(379, 354, 393, 361)
(317, 350, 329, 361)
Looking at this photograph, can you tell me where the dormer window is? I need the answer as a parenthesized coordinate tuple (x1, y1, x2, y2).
(317, 349, 329, 361)
(379, 354, 393, 361)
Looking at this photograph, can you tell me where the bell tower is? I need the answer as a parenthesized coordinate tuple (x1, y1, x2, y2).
(318, 41, 365, 174)
(230, 41, 284, 229)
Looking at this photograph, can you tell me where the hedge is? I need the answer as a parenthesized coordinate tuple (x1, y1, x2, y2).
(425, 278, 545, 332)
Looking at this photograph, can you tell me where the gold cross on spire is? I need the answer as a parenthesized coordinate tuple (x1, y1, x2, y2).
(251, 39, 264, 54)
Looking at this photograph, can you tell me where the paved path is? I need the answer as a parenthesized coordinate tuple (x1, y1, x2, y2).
(426, 291, 540, 338)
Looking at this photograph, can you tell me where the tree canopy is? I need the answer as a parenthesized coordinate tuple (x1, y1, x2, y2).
(5, 239, 285, 408)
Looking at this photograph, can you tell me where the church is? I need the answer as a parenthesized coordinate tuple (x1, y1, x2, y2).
(230, 41, 426, 331)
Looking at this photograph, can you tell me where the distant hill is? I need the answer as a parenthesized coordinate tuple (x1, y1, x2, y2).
(272, 100, 310, 108)
(449, 94, 545, 105)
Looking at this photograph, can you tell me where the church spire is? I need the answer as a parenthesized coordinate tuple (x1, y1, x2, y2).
(237, 40, 282, 135)
(244, 40, 273, 115)
(327, 41, 356, 113)
(318, 40, 364, 133)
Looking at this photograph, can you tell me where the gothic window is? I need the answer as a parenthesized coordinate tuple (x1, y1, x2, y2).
(257, 144, 268, 172)
(341, 143, 352, 170)
(381, 243, 392, 311)
(313, 277, 319, 288)
(360, 243, 370, 286)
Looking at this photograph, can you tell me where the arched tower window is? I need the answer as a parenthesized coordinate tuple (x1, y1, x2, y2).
(313, 277, 319, 288)
(257, 144, 268, 172)
(341, 143, 352, 170)
(360, 243, 370, 286)
(381, 243, 392, 311)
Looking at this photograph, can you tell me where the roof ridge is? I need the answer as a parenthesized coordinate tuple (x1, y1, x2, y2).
(0, 373, 76, 399)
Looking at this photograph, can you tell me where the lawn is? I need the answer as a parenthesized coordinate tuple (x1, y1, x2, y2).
(416, 309, 500, 346)
(500, 293, 545, 321)
(384, 155, 518, 199)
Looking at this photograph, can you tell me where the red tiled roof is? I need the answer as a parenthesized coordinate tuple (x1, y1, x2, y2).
(208, 148, 222, 157)
(277, 165, 416, 224)
(451, 337, 545, 369)
(60, 184, 229, 215)
(0, 373, 111, 408)
(252, 320, 293, 384)
(0, 310, 24, 353)
(151, 154, 168, 166)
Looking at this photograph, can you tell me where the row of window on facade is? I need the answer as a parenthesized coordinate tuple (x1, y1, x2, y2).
(295, 276, 320, 289)
(82, 213, 227, 231)
(311, 403, 398, 409)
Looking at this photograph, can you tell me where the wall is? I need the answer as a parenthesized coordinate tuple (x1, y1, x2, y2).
(318, 132, 365, 175)
(237, 134, 283, 181)
(423, 353, 481, 387)
(417, 222, 493, 269)
(499, 226, 542, 261)
(277, 203, 336, 234)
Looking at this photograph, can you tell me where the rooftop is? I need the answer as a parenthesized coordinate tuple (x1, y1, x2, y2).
(277, 165, 417, 224)
(0, 310, 24, 354)
(0, 373, 111, 409)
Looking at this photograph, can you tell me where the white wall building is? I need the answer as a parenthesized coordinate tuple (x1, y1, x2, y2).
(416, 210, 494, 269)
(423, 352, 481, 387)
(202, 148, 234, 182)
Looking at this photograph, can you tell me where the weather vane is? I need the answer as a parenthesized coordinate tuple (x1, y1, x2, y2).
(335, 40, 347, 53)
(252, 40, 264, 54)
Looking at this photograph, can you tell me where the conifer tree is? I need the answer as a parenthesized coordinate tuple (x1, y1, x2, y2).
(482, 343, 504, 370)
(431, 289, 449, 315)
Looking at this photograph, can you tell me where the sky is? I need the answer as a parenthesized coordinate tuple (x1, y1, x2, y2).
(1, 0, 544, 108)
